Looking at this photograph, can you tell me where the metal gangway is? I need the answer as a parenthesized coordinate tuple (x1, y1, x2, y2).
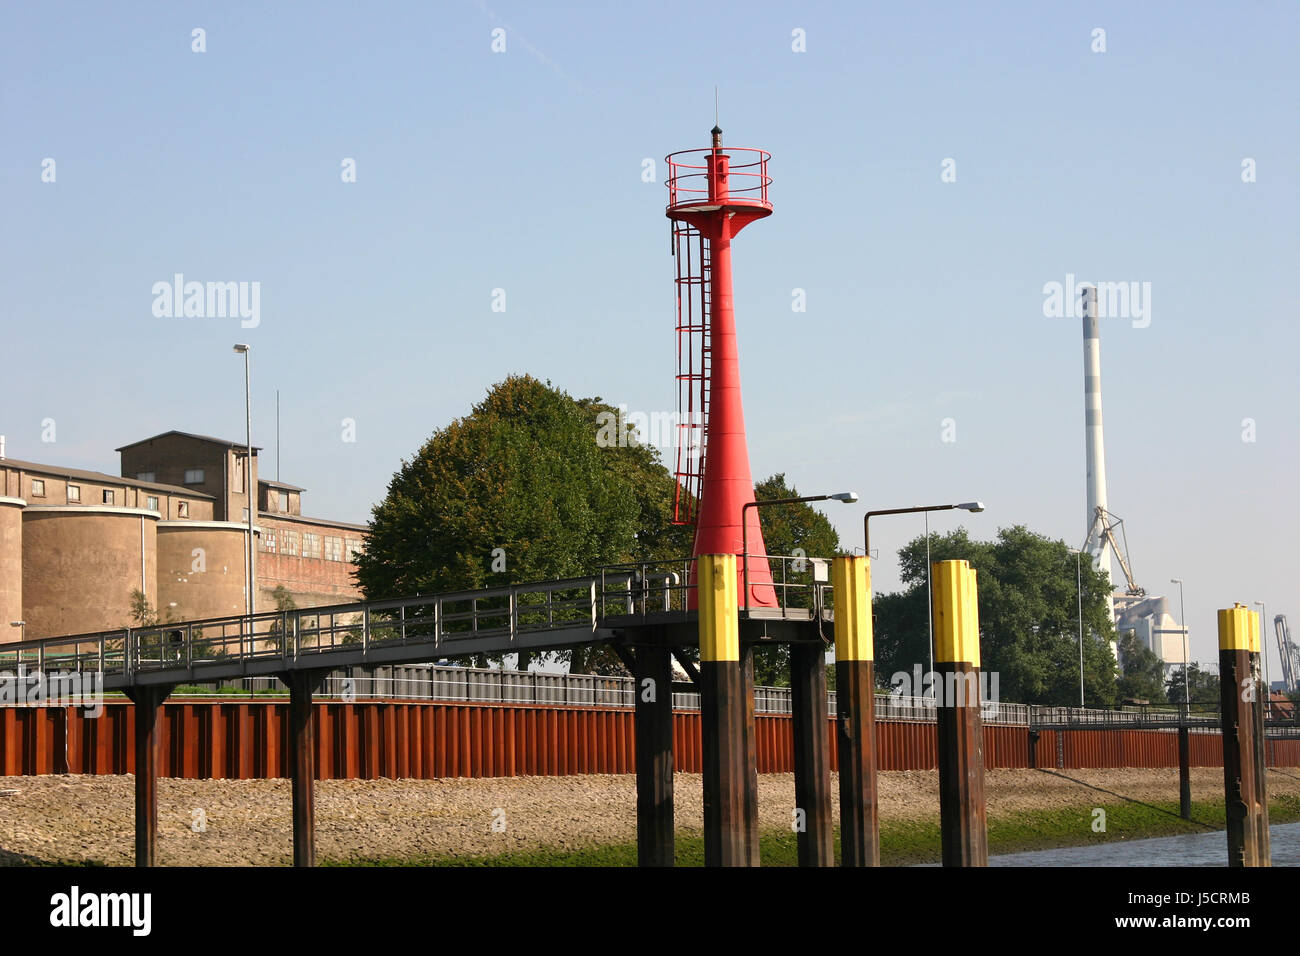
(0, 555, 832, 692)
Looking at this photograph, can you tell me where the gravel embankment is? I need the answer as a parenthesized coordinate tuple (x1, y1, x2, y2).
(2, 768, 1297, 866)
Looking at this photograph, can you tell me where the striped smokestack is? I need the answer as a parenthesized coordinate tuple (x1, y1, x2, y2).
(1081, 287, 1115, 615)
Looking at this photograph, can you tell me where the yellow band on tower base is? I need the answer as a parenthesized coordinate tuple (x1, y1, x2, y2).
(1218, 603, 1260, 653)
(698, 553, 740, 662)
(832, 555, 873, 661)
(931, 559, 980, 667)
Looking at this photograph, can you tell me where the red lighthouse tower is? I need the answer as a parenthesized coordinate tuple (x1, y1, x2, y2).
(666, 127, 777, 608)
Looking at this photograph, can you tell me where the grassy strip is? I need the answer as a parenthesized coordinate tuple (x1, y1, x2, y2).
(326, 792, 1300, 868)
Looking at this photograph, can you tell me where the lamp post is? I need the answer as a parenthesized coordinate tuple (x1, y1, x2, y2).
(737, 489, 856, 867)
(9, 621, 25, 678)
(234, 344, 255, 646)
(864, 502, 984, 679)
(1067, 549, 1085, 707)
(741, 491, 858, 611)
(1255, 601, 1270, 721)
(1171, 578, 1188, 713)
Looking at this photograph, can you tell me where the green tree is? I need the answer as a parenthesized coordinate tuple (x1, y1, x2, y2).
(1115, 631, 1167, 703)
(128, 588, 159, 627)
(1165, 661, 1221, 711)
(266, 584, 300, 647)
(873, 526, 1119, 707)
(354, 375, 693, 674)
(270, 585, 297, 612)
(748, 474, 842, 686)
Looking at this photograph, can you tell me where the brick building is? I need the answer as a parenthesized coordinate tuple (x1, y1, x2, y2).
(0, 431, 366, 642)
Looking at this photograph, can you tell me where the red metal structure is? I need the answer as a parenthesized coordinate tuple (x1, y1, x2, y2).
(7, 701, 1288, 780)
(666, 127, 777, 607)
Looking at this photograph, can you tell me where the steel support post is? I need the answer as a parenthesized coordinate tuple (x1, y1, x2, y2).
(285, 670, 325, 867)
(740, 643, 760, 866)
(633, 642, 675, 867)
(699, 554, 750, 866)
(125, 685, 171, 867)
(932, 559, 988, 867)
(832, 556, 879, 866)
(1218, 605, 1270, 867)
(1178, 725, 1192, 821)
(790, 640, 833, 866)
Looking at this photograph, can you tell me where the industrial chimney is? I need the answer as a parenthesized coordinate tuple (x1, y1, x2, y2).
(1080, 287, 1116, 620)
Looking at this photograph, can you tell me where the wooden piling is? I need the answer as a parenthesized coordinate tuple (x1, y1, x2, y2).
(698, 554, 750, 866)
(931, 559, 987, 867)
(1218, 604, 1269, 867)
(633, 642, 675, 866)
(832, 555, 879, 867)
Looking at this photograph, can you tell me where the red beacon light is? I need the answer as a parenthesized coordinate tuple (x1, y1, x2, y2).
(665, 127, 777, 609)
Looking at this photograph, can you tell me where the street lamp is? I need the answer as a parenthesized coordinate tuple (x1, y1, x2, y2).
(863, 502, 984, 678)
(234, 344, 255, 644)
(9, 621, 25, 677)
(1171, 578, 1188, 713)
(741, 492, 858, 611)
(1068, 549, 1086, 707)
(1255, 601, 1270, 721)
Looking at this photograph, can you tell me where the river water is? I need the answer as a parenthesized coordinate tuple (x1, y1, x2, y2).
(985, 821, 1300, 866)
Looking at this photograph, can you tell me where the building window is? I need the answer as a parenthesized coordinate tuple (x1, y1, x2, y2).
(260, 529, 277, 553)
(103, 490, 115, 505)
(302, 532, 322, 559)
(177, 501, 189, 518)
(324, 536, 343, 561)
(184, 468, 205, 485)
(282, 530, 300, 556)
(137, 472, 156, 483)
(345, 537, 364, 562)
(67, 484, 81, 502)
(146, 495, 159, 511)
(278, 490, 289, 512)
(31, 479, 45, 497)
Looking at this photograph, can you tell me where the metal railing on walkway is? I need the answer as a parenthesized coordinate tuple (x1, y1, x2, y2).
(0, 557, 831, 689)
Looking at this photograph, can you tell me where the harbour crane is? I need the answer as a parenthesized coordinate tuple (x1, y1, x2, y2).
(1275, 615, 1299, 695)
(1088, 506, 1145, 597)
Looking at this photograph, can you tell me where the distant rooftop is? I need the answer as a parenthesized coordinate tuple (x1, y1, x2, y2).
(260, 478, 306, 492)
(0, 456, 215, 498)
(259, 511, 367, 532)
(115, 430, 263, 453)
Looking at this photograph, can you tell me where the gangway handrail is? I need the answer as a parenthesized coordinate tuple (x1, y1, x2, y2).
(0, 556, 835, 687)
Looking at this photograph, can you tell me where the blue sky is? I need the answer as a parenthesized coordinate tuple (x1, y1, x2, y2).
(2, 1, 1296, 669)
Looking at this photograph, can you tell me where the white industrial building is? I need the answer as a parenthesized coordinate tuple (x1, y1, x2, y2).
(1114, 594, 1189, 672)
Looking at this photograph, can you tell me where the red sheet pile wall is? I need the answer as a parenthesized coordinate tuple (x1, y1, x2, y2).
(3, 700, 1297, 779)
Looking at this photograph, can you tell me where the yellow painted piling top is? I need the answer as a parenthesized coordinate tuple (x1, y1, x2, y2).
(931, 560, 980, 666)
(698, 553, 740, 662)
(1218, 603, 1260, 653)
(832, 555, 873, 661)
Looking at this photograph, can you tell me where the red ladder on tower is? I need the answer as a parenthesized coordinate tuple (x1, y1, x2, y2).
(673, 221, 710, 524)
